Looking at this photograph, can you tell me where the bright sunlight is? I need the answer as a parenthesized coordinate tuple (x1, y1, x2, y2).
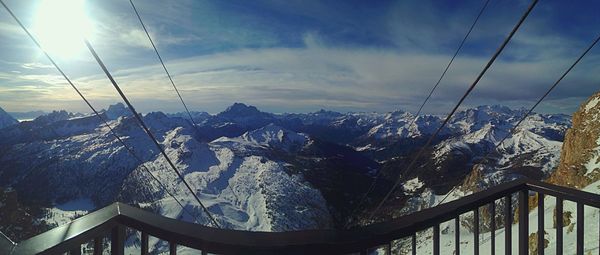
(33, 0, 94, 59)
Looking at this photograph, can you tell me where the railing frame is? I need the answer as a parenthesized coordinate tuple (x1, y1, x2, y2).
(2, 179, 599, 254)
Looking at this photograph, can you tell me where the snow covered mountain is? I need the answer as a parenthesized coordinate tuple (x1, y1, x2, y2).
(383, 93, 600, 255)
(0, 102, 575, 250)
(0, 107, 17, 129)
(120, 125, 332, 233)
(441, 107, 570, 192)
(213, 123, 308, 152)
(0, 104, 378, 245)
(102, 102, 132, 120)
(348, 105, 570, 225)
(364, 110, 440, 140)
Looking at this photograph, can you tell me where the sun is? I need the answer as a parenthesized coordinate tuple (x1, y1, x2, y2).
(33, 0, 94, 59)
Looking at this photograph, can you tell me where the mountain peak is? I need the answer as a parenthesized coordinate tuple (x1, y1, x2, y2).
(311, 109, 343, 118)
(220, 103, 261, 116)
(0, 106, 18, 129)
(217, 103, 274, 127)
(315, 109, 338, 114)
(105, 103, 132, 120)
(33, 110, 73, 124)
(475, 105, 513, 114)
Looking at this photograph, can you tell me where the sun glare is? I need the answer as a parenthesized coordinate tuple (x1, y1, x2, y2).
(33, 0, 94, 59)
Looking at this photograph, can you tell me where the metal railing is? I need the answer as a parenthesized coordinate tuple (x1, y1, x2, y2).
(1, 178, 598, 254)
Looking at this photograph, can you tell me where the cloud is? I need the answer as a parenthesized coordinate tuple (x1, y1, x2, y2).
(0, 21, 22, 38)
(21, 62, 53, 69)
(1, 0, 598, 115)
(17, 74, 67, 86)
(54, 33, 597, 115)
(118, 29, 153, 49)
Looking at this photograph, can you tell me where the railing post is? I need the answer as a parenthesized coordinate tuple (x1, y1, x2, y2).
(537, 193, 544, 255)
(576, 203, 583, 255)
(474, 208, 479, 255)
(519, 190, 529, 255)
(170, 242, 177, 255)
(111, 225, 126, 255)
(141, 232, 149, 255)
(556, 198, 563, 255)
(411, 233, 417, 255)
(94, 237, 102, 255)
(505, 195, 512, 255)
(490, 201, 496, 255)
(433, 224, 440, 255)
(455, 217, 460, 255)
(385, 242, 391, 255)
(454, 215, 460, 255)
(70, 245, 81, 255)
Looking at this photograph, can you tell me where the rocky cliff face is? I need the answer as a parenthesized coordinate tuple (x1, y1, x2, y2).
(549, 91, 600, 188)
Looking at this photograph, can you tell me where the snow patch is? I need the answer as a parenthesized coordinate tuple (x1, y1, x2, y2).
(42, 198, 94, 227)
(585, 97, 599, 112)
(355, 144, 372, 151)
(403, 177, 424, 193)
(55, 198, 95, 211)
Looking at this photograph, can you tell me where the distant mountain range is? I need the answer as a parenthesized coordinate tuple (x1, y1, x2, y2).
(0, 101, 580, 252)
(5, 110, 47, 122)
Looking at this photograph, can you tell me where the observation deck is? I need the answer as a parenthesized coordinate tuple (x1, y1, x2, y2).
(2, 178, 598, 255)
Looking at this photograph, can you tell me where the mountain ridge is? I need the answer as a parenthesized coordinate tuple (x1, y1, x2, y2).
(0, 101, 574, 248)
(0, 107, 18, 129)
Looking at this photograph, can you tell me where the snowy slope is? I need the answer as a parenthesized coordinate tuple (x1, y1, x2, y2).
(383, 97, 597, 255)
(365, 111, 442, 140)
(349, 105, 571, 227)
(213, 123, 308, 152)
(432, 109, 569, 191)
(386, 180, 600, 255)
(122, 126, 331, 234)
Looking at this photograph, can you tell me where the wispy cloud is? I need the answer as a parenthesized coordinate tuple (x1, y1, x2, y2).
(17, 74, 67, 86)
(0, 21, 22, 36)
(21, 62, 53, 69)
(0, 0, 598, 114)
(56, 31, 599, 114)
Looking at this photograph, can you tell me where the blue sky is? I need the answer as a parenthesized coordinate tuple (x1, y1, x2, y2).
(0, 0, 598, 114)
